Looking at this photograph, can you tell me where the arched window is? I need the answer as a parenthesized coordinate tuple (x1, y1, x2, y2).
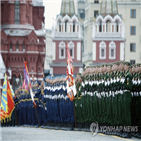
(73, 21, 75, 32)
(15, 0, 20, 23)
(10, 43, 12, 51)
(13, 75, 20, 89)
(116, 20, 119, 32)
(99, 41, 106, 60)
(109, 41, 116, 60)
(68, 41, 75, 59)
(99, 20, 102, 32)
(59, 41, 66, 59)
(12, 75, 17, 92)
(65, 20, 68, 32)
(59, 21, 61, 32)
(106, 20, 111, 32)
(23, 44, 25, 51)
(16, 44, 18, 51)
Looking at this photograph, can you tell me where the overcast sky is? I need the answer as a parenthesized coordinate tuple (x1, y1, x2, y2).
(43, 0, 62, 29)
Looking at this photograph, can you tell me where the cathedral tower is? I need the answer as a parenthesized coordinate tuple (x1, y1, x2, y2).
(51, 0, 83, 75)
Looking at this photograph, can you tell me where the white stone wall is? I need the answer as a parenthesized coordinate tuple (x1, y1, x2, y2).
(44, 30, 53, 73)
(118, 1, 141, 63)
(79, 0, 141, 64)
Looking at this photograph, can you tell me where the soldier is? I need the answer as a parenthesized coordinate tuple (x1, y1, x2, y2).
(117, 62, 125, 127)
(131, 65, 136, 129)
(111, 62, 119, 128)
(121, 62, 132, 138)
(137, 64, 141, 139)
(74, 73, 83, 130)
(105, 64, 113, 129)
(18, 88, 24, 126)
(91, 66, 97, 123)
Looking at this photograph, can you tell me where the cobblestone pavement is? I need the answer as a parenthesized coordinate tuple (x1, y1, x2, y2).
(1, 127, 140, 141)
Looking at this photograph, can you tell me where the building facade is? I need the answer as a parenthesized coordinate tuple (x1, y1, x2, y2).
(1, 0, 45, 91)
(77, 0, 141, 65)
(44, 29, 53, 76)
(51, 0, 83, 76)
(92, 0, 125, 65)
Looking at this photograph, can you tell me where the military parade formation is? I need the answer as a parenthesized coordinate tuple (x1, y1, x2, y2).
(75, 62, 141, 138)
(1, 61, 141, 139)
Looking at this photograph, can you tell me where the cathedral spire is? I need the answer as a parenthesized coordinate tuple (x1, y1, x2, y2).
(60, 0, 75, 16)
(100, 0, 118, 16)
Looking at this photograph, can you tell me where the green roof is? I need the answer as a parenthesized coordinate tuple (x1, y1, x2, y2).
(100, 0, 118, 16)
(60, 0, 75, 16)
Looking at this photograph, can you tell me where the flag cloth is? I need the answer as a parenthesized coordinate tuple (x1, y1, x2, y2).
(1, 74, 8, 113)
(20, 74, 23, 85)
(24, 61, 37, 107)
(22, 79, 26, 90)
(23, 67, 28, 90)
(0, 74, 15, 121)
(0, 109, 7, 122)
(66, 44, 76, 101)
(7, 80, 15, 119)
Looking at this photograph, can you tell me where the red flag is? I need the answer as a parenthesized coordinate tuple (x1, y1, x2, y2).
(0, 109, 6, 121)
(7, 81, 15, 118)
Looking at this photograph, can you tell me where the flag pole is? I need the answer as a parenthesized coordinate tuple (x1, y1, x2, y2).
(24, 61, 40, 127)
(29, 83, 40, 127)
(34, 105, 40, 127)
(73, 100, 77, 130)
(66, 43, 77, 129)
(14, 109, 19, 126)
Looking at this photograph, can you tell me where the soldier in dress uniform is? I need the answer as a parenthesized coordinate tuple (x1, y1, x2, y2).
(111, 62, 119, 128)
(120, 62, 132, 138)
(132, 64, 141, 139)
(131, 64, 136, 130)
(105, 64, 113, 129)
(18, 87, 24, 126)
(74, 73, 83, 130)
(137, 64, 141, 139)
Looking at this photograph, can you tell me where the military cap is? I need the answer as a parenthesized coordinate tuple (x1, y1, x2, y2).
(96, 65, 101, 68)
(106, 64, 112, 67)
(102, 64, 106, 67)
(130, 64, 136, 68)
(137, 63, 141, 67)
(118, 61, 124, 64)
(77, 73, 82, 76)
(113, 61, 119, 66)
(123, 61, 130, 66)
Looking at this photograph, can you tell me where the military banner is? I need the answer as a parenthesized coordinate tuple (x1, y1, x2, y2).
(66, 44, 76, 101)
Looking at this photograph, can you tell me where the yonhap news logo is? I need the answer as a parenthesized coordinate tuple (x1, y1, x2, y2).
(90, 122, 138, 137)
(90, 122, 99, 136)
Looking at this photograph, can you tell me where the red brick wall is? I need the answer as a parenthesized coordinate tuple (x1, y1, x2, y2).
(32, 7, 44, 30)
(53, 67, 79, 75)
(93, 40, 123, 63)
(53, 40, 81, 63)
(1, 0, 44, 28)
